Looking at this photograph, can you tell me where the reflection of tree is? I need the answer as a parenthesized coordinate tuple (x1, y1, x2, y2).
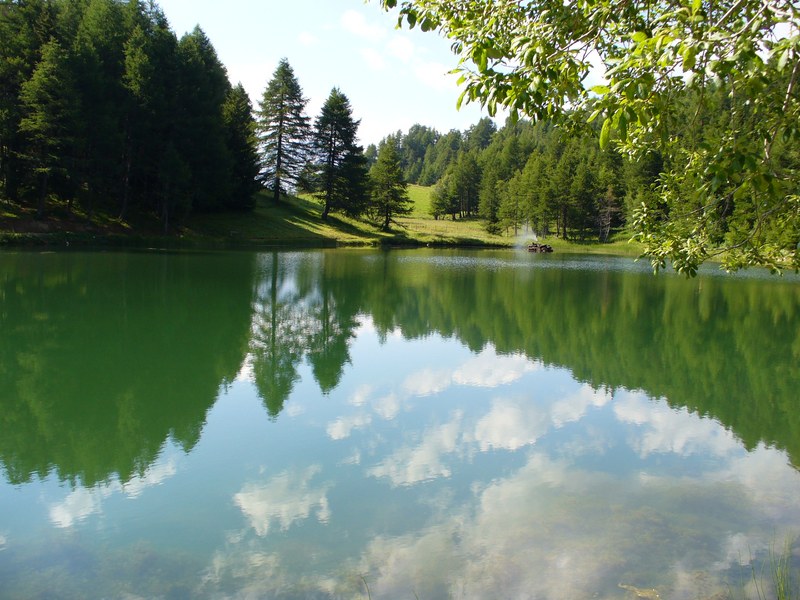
(249, 252, 358, 415)
(259, 250, 797, 468)
(250, 254, 307, 417)
(345, 252, 800, 468)
(0, 251, 254, 487)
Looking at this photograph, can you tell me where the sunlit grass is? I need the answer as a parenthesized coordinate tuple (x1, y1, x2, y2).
(2, 186, 647, 257)
(407, 184, 433, 218)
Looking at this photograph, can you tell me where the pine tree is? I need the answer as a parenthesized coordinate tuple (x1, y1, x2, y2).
(370, 139, 411, 230)
(174, 26, 232, 213)
(257, 58, 310, 202)
(223, 84, 260, 210)
(312, 87, 367, 220)
(18, 38, 81, 218)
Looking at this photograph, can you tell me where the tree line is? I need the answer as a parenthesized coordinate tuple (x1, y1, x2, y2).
(0, 0, 413, 232)
(376, 118, 635, 240)
(1, 0, 261, 230)
(373, 73, 798, 246)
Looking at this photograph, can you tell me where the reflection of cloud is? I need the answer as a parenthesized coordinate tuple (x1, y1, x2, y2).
(715, 445, 800, 522)
(404, 348, 540, 397)
(349, 384, 373, 407)
(49, 456, 179, 528)
(474, 398, 550, 451)
(50, 487, 101, 529)
(369, 414, 463, 486)
(474, 385, 608, 451)
(614, 391, 739, 458)
(403, 368, 452, 396)
(373, 393, 400, 420)
(0, 533, 6, 551)
(327, 413, 372, 440)
(200, 386, 800, 600)
(234, 466, 331, 536)
(122, 460, 177, 498)
(713, 532, 764, 570)
(355, 448, 793, 600)
(453, 352, 539, 387)
(551, 384, 612, 427)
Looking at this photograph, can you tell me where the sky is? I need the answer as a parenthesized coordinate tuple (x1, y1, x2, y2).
(155, 0, 499, 147)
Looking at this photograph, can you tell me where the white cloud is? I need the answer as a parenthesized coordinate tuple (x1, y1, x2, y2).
(297, 31, 318, 46)
(360, 47, 387, 71)
(414, 61, 456, 92)
(234, 466, 331, 536)
(387, 35, 415, 63)
(341, 9, 387, 43)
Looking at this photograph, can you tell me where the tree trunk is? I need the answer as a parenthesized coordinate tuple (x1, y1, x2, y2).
(36, 171, 49, 219)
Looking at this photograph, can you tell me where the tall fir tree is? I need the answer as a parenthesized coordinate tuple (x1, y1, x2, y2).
(222, 83, 260, 210)
(256, 58, 310, 202)
(312, 87, 368, 220)
(370, 139, 411, 230)
(18, 38, 81, 218)
(174, 26, 232, 213)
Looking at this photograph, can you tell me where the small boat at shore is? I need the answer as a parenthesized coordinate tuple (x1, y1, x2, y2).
(527, 242, 553, 253)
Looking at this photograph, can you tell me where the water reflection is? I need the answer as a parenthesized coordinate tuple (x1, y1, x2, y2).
(0, 250, 255, 487)
(0, 249, 798, 599)
(235, 465, 332, 536)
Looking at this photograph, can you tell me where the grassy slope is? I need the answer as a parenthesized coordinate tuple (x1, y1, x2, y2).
(1, 185, 644, 256)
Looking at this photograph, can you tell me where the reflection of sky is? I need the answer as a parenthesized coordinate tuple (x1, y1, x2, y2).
(203, 321, 800, 599)
(3, 304, 799, 599)
(48, 456, 179, 529)
(234, 466, 331, 536)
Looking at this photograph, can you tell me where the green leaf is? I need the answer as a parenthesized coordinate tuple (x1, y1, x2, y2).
(778, 48, 790, 71)
(486, 46, 504, 60)
(691, 0, 702, 15)
(590, 85, 610, 95)
(599, 118, 611, 149)
(682, 44, 697, 71)
(631, 31, 648, 43)
(456, 89, 467, 110)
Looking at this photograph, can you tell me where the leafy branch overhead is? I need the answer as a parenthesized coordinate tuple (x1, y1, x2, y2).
(379, 0, 800, 274)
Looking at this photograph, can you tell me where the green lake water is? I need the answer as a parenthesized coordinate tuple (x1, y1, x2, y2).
(0, 248, 798, 599)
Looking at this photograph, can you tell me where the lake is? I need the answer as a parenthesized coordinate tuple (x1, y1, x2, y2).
(0, 248, 798, 600)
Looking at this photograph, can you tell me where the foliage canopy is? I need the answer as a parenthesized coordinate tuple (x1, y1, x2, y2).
(379, 0, 800, 274)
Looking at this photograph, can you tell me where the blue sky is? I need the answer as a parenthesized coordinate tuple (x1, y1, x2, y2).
(156, 0, 497, 146)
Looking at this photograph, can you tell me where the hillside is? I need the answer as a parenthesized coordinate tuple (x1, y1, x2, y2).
(0, 185, 642, 256)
